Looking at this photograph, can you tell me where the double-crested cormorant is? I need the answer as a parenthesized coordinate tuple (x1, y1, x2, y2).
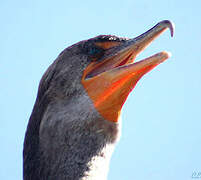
(23, 20, 174, 180)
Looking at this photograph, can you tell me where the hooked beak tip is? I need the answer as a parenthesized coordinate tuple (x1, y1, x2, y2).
(157, 20, 175, 37)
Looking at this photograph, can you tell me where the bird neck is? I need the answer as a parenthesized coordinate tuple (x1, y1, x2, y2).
(24, 92, 121, 180)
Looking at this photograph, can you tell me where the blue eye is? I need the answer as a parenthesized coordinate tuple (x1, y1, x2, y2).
(88, 47, 102, 56)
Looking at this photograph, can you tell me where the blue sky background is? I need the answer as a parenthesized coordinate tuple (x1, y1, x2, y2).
(1, 0, 201, 179)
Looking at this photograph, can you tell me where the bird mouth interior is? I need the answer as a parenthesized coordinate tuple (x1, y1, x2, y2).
(85, 51, 135, 79)
(83, 20, 174, 81)
(116, 54, 133, 67)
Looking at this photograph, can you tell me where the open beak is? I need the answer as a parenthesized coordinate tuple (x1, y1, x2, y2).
(82, 20, 174, 122)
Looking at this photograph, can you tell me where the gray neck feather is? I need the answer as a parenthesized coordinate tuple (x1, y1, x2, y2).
(39, 91, 121, 180)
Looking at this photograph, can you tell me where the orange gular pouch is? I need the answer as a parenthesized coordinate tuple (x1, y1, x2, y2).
(82, 20, 174, 122)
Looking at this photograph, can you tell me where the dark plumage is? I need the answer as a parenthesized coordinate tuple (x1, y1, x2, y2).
(23, 20, 174, 180)
(23, 36, 120, 180)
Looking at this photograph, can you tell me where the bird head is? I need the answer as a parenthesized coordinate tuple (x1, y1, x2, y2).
(42, 20, 174, 123)
(23, 20, 174, 180)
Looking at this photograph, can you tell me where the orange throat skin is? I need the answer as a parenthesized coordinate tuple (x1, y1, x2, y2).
(81, 20, 174, 122)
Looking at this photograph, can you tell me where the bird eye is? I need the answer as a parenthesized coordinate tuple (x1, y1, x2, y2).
(88, 47, 102, 56)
